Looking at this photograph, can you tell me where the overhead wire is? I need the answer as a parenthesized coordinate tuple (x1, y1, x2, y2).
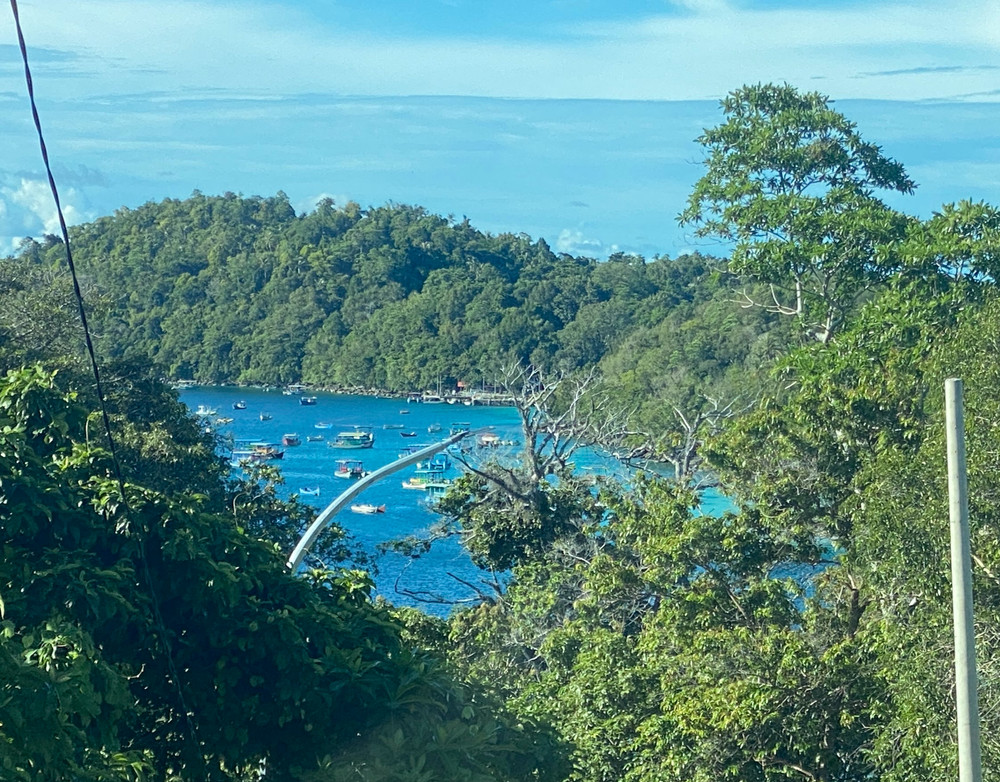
(7, 0, 205, 772)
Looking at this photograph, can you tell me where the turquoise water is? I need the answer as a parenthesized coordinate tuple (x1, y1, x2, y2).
(180, 386, 730, 615)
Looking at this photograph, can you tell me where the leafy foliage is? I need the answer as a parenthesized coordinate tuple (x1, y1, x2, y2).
(680, 83, 915, 342)
(0, 366, 564, 781)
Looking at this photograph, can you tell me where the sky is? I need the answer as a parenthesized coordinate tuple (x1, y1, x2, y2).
(1, 0, 999, 259)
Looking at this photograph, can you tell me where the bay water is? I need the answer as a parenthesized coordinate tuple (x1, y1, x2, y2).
(180, 386, 730, 616)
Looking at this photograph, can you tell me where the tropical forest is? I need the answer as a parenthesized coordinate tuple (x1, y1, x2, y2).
(5, 84, 1000, 781)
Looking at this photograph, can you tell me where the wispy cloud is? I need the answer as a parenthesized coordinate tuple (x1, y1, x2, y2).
(2, 0, 998, 103)
(861, 64, 1000, 77)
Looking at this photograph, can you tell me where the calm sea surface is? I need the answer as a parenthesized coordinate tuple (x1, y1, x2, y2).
(180, 386, 730, 616)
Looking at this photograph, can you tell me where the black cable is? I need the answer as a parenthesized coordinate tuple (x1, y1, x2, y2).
(8, 0, 205, 773)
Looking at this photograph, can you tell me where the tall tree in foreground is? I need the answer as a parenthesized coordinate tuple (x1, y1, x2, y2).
(680, 83, 915, 343)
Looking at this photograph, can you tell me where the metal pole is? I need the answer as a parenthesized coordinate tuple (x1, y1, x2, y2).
(945, 378, 983, 782)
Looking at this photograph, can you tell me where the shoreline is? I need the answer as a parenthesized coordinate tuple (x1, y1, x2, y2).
(170, 380, 515, 406)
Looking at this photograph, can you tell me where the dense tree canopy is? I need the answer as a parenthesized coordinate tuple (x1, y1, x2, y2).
(5, 193, 778, 403)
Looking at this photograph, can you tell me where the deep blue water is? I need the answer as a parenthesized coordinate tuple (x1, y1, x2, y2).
(180, 386, 731, 616)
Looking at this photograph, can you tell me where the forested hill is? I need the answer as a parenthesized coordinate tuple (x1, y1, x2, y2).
(7, 191, 784, 393)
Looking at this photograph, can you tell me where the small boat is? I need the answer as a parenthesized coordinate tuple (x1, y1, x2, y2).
(329, 428, 375, 449)
(350, 503, 385, 515)
(415, 454, 450, 474)
(306, 434, 325, 442)
(334, 459, 367, 479)
(383, 423, 405, 429)
(449, 422, 471, 435)
(427, 423, 442, 433)
(314, 422, 334, 429)
(400, 431, 417, 437)
(241, 444, 283, 461)
(232, 400, 247, 410)
(282, 433, 302, 446)
(299, 487, 320, 496)
(477, 432, 501, 447)
(194, 405, 217, 417)
(283, 384, 306, 395)
(259, 412, 272, 421)
(402, 476, 454, 493)
(399, 409, 410, 414)
(299, 396, 317, 406)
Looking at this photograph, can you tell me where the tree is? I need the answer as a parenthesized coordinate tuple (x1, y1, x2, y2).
(438, 363, 630, 571)
(680, 83, 915, 343)
(0, 365, 565, 781)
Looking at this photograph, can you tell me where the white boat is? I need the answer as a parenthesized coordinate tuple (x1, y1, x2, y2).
(350, 503, 385, 514)
(334, 459, 367, 479)
(299, 487, 320, 496)
(195, 404, 217, 417)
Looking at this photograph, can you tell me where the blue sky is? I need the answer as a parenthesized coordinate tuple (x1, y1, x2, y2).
(1, 0, 999, 258)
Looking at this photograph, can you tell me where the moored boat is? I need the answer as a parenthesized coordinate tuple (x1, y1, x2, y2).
(334, 459, 367, 479)
(350, 503, 385, 514)
(299, 396, 317, 406)
(306, 434, 324, 442)
(329, 428, 375, 449)
(299, 487, 320, 496)
(282, 433, 302, 446)
(232, 400, 247, 410)
(415, 454, 450, 474)
(231, 443, 284, 462)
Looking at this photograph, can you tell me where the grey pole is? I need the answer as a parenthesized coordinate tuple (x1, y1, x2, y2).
(945, 378, 983, 782)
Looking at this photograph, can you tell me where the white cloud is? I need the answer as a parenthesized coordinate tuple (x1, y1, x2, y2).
(0, 177, 90, 252)
(556, 227, 619, 258)
(295, 191, 353, 215)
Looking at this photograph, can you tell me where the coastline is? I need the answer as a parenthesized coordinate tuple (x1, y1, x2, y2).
(170, 380, 515, 406)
